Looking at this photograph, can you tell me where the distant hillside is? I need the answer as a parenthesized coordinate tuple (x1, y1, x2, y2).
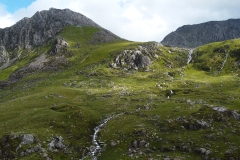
(161, 19, 240, 48)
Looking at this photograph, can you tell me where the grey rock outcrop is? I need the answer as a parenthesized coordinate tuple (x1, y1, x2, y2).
(0, 46, 8, 64)
(21, 134, 35, 145)
(48, 136, 65, 151)
(161, 19, 240, 48)
(49, 38, 69, 55)
(110, 43, 160, 70)
(0, 8, 102, 50)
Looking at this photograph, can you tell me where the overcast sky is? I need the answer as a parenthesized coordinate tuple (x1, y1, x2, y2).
(0, 0, 240, 42)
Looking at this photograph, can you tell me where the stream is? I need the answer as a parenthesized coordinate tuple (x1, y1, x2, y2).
(187, 49, 194, 65)
(84, 113, 123, 160)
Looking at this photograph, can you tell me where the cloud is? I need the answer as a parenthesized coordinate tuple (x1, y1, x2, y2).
(0, 0, 240, 41)
(0, 4, 15, 28)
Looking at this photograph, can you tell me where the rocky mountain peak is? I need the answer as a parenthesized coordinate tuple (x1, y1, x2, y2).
(161, 19, 240, 48)
(0, 8, 101, 50)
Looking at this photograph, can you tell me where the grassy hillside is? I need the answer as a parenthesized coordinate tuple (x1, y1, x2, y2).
(0, 26, 239, 160)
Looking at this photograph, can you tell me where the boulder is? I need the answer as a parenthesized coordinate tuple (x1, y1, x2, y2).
(48, 136, 65, 151)
(21, 134, 34, 145)
(229, 110, 240, 120)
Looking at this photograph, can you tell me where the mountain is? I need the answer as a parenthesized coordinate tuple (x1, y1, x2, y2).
(0, 8, 240, 160)
(0, 8, 121, 69)
(161, 19, 240, 48)
(0, 8, 120, 50)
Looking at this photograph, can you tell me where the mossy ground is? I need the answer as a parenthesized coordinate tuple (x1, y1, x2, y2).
(0, 26, 239, 159)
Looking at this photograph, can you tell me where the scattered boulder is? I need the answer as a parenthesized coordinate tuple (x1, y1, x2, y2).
(211, 106, 240, 121)
(228, 110, 240, 120)
(48, 136, 65, 151)
(212, 106, 228, 112)
(21, 134, 34, 145)
(196, 120, 211, 129)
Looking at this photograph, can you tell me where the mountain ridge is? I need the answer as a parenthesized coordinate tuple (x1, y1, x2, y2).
(161, 18, 240, 48)
(0, 8, 120, 50)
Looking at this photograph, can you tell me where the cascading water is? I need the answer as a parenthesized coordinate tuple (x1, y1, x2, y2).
(83, 113, 123, 160)
(167, 90, 174, 99)
(187, 49, 194, 65)
(219, 53, 229, 72)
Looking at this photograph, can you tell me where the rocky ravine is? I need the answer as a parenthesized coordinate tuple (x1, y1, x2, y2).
(161, 19, 240, 48)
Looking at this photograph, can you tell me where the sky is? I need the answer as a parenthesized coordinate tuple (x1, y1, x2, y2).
(0, 0, 240, 42)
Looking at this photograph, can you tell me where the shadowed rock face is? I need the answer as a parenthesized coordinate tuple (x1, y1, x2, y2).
(161, 19, 240, 48)
(0, 8, 101, 50)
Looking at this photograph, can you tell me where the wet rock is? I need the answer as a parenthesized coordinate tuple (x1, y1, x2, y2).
(90, 145, 96, 152)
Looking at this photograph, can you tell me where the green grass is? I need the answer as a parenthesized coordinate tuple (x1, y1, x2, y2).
(0, 27, 239, 159)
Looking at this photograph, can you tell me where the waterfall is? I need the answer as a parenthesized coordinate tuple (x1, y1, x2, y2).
(167, 90, 174, 99)
(83, 113, 123, 160)
(219, 53, 229, 72)
(187, 49, 194, 65)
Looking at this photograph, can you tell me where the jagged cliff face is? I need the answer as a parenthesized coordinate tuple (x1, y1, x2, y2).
(161, 19, 240, 48)
(0, 8, 101, 50)
(0, 46, 8, 64)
